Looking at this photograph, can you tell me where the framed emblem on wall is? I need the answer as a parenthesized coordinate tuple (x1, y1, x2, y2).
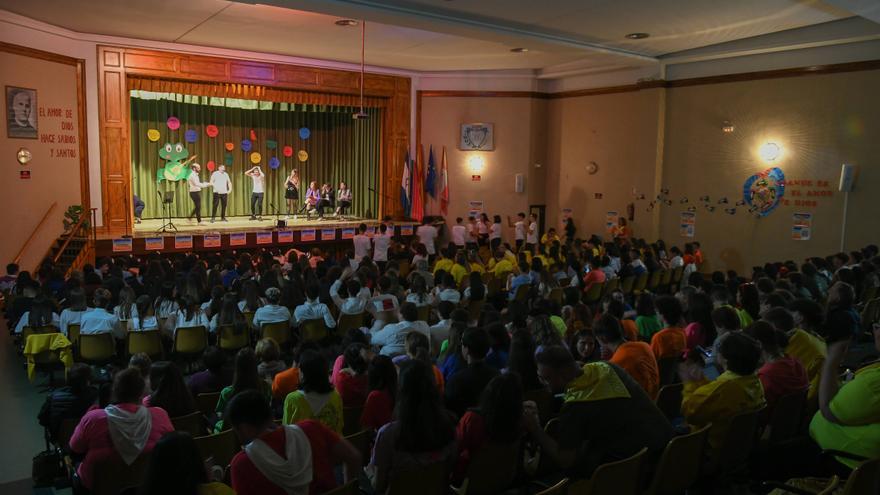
(459, 122, 494, 151)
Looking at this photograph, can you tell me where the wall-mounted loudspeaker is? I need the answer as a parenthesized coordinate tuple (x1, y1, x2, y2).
(515, 174, 524, 193)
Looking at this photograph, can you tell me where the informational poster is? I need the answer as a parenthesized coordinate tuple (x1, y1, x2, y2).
(230, 233, 246, 246)
(174, 235, 193, 249)
(203, 234, 221, 248)
(301, 229, 316, 242)
(679, 211, 696, 238)
(256, 232, 273, 245)
(277, 230, 293, 243)
(605, 211, 619, 231)
(468, 200, 484, 219)
(112, 238, 132, 252)
(145, 237, 165, 251)
(341, 228, 355, 240)
(400, 225, 414, 236)
(321, 229, 336, 241)
(561, 208, 573, 221)
(792, 212, 812, 241)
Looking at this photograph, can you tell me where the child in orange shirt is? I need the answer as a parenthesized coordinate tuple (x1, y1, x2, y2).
(651, 295, 687, 360)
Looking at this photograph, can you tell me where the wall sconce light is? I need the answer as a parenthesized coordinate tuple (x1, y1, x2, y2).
(759, 142, 782, 162)
(722, 121, 735, 133)
(468, 154, 485, 173)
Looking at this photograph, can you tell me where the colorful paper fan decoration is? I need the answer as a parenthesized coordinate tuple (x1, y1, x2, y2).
(166, 116, 180, 130)
(205, 125, 219, 137)
(299, 127, 310, 140)
(743, 167, 785, 217)
(147, 129, 161, 142)
(206, 160, 216, 172)
(250, 152, 262, 164)
(269, 156, 281, 169)
(250, 129, 257, 141)
(224, 152, 234, 166)
(267, 139, 277, 150)
(224, 142, 234, 151)
(282, 145, 293, 157)
(297, 150, 309, 162)
(241, 139, 252, 152)
(184, 129, 198, 143)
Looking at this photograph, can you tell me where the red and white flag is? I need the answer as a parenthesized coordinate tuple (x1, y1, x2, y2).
(439, 146, 449, 216)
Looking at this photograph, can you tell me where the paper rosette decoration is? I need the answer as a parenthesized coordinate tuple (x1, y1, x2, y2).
(297, 150, 309, 162)
(224, 142, 234, 151)
(267, 139, 277, 150)
(241, 139, 252, 152)
(224, 152, 234, 166)
(147, 129, 161, 142)
(743, 167, 785, 217)
(206, 160, 216, 172)
(205, 125, 219, 137)
(250, 152, 262, 164)
(166, 116, 180, 130)
(282, 145, 293, 157)
(184, 129, 198, 143)
(250, 129, 257, 141)
(299, 127, 310, 140)
(269, 156, 281, 169)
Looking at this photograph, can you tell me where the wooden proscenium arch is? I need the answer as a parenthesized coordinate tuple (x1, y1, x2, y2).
(97, 45, 411, 236)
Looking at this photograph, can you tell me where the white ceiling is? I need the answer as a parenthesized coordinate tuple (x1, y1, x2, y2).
(0, 0, 875, 73)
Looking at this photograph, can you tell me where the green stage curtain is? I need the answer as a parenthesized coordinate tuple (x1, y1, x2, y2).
(130, 92, 381, 220)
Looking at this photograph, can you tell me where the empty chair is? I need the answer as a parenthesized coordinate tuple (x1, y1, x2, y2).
(127, 330, 163, 359)
(567, 447, 647, 495)
(645, 424, 711, 495)
(194, 429, 241, 469)
(218, 324, 249, 352)
(260, 321, 291, 346)
(196, 392, 222, 417)
(79, 333, 116, 365)
(171, 411, 206, 437)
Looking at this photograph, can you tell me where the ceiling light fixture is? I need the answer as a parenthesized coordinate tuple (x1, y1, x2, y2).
(625, 32, 650, 40)
(510, 47, 529, 53)
(335, 19, 358, 27)
(759, 142, 782, 162)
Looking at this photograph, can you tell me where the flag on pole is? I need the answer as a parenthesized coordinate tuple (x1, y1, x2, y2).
(411, 145, 425, 221)
(439, 146, 449, 216)
(425, 145, 436, 198)
(401, 149, 411, 216)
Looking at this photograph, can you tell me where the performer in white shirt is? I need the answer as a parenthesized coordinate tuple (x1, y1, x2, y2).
(477, 213, 490, 246)
(490, 215, 503, 251)
(526, 213, 539, 251)
(451, 218, 466, 249)
(352, 223, 372, 262)
(508, 212, 526, 252)
(245, 166, 265, 220)
(186, 163, 212, 224)
(416, 218, 439, 258)
(210, 164, 232, 223)
(372, 223, 391, 268)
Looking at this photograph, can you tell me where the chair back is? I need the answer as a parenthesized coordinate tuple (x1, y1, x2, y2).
(646, 424, 711, 495)
(218, 324, 249, 351)
(765, 390, 807, 445)
(416, 305, 431, 323)
(171, 411, 206, 437)
(461, 442, 520, 495)
(68, 323, 81, 348)
(583, 282, 604, 305)
(514, 284, 531, 302)
(22, 325, 59, 342)
(300, 318, 328, 343)
(90, 453, 151, 495)
(342, 405, 364, 436)
(860, 298, 880, 331)
(647, 270, 664, 291)
(261, 321, 291, 346)
(486, 277, 505, 297)
(194, 429, 241, 468)
(336, 312, 366, 338)
(242, 311, 255, 329)
(386, 461, 448, 495)
(659, 269, 673, 288)
(568, 447, 647, 495)
(196, 392, 221, 417)
(670, 267, 684, 284)
(842, 457, 880, 495)
(173, 326, 208, 355)
(714, 408, 761, 471)
(654, 383, 683, 421)
(620, 276, 636, 295)
(481, 271, 494, 284)
(548, 287, 564, 306)
(466, 300, 484, 322)
(79, 333, 116, 363)
(398, 261, 411, 279)
(656, 357, 680, 387)
(344, 429, 371, 468)
(55, 417, 79, 451)
(127, 330, 163, 359)
(632, 272, 649, 295)
(603, 277, 620, 294)
(536, 478, 569, 495)
(323, 481, 358, 495)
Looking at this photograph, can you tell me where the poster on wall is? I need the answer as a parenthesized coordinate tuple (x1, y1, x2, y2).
(679, 211, 696, 238)
(256, 232, 273, 245)
(743, 167, 785, 217)
(301, 229, 316, 242)
(112, 238, 132, 253)
(792, 212, 812, 241)
(400, 225, 414, 236)
(230, 233, 246, 246)
(145, 237, 165, 251)
(605, 211, 619, 232)
(6, 86, 37, 139)
(321, 229, 336, 241)
(467, 200, 483, 218)
(277, 231, 293, 243)
(174, 235, 193, 249)
(203, 234, 221, 248)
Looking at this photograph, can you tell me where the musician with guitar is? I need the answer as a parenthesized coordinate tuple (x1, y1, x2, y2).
(186, 163, 212, 224)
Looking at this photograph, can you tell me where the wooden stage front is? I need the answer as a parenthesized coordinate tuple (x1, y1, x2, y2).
(95, 215, 418, 257)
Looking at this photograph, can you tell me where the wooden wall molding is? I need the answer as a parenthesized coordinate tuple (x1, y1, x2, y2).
(96, 45, 410, 235)
(0, 41, 90, 212)
(418, 90, 546, 99)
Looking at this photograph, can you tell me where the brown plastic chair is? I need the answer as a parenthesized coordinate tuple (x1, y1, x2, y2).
(481, 271, 494, 285)
(536, 478, 569, 495)
(514, 284, 531, 303)
(455, 441, 520, 495)
(344, 429, 371, 467)
(583, 282, 604, 305)
(670, 267, 684, 285)
(486, 276, 505, 298)
(323, 480, 359, 495)
(620, 276, 636, 296)
(196, 392, 222, 417)
(645, 424, 711, 495)
(654, 383, 683, 421)
(300, 318, 328, 343)
(194, 429, 241, 468)
(632, 273, 650, 296)
(171, 411, 206, 437)
(659, 269, 673, 292)
(840, 457, 880, 495)
(416, 305, 431, 322)
(567, 447, 647, 495)
(90, 453, 151, 495)
(127, 330, 163, 359)
(242, 311, 255, 329)
(466, 300, 484, 322)
(79, 332, 116, 365)
(67, 323, 81, 353)
(336, 312, 366, 338)
(218, 324, 249, 352)
(603, 277, 620, 295)
(647, 270, 664, 292)
(763, 389, 807, 446)
(548, 287, 564, 306)
(173, 326, 208, 355)
(709, 408, 762, 481)
(54, 417, 79, 451)
(398, 261, 411, 279)
(21, 325, 58, 343)
(342, 405, 364, 436)
(261, 321, 291, 346)
(387, 461, 448, 495)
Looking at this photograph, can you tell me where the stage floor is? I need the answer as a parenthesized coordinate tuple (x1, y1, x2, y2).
(121, 214, 378, 239)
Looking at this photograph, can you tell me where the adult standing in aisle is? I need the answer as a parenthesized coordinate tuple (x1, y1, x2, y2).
(526, 213, 539, 252)
(210, 164, 232, 223)
(186, 163, 212, 225)
(245, 166, 265, 220)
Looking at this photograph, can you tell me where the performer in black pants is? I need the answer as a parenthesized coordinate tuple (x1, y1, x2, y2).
(316, 183, 334, 219)
(186, 163, 211, 224)
(209, 164, 232, 222)
(245, 166, 265, 220)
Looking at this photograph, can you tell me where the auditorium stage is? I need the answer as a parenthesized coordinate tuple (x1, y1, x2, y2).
(95, 215, 418, 257)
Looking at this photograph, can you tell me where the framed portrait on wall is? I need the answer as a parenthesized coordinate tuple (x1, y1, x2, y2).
(460, 122, 494, 151)
(6, 86, 38, 139)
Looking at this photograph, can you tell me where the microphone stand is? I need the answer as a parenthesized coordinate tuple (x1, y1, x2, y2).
(268, 202, 283, 228)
